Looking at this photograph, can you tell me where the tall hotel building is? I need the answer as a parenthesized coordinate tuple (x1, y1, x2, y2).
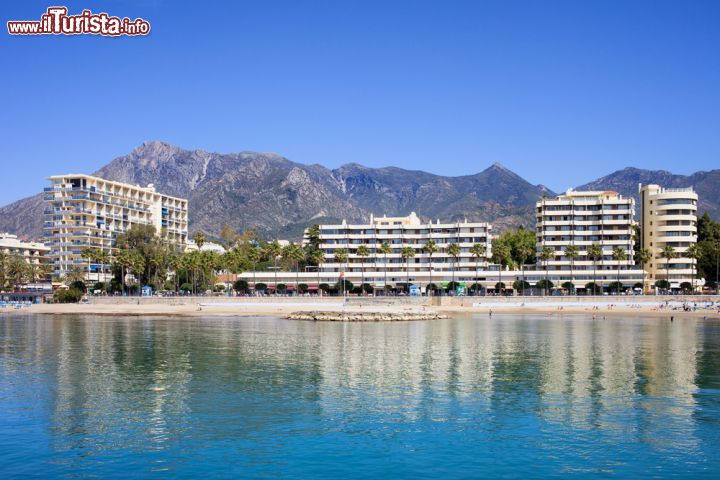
(308, 212, 492, 288)
(536, 189, 639, 288)
(639, 184, 699, 289)
(44, 175, 188, 281)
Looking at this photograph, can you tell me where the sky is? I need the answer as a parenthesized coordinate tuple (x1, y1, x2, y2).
(1, 0, 719, 205)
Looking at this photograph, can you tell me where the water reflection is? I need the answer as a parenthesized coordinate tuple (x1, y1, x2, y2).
(0, 314, 718, 478)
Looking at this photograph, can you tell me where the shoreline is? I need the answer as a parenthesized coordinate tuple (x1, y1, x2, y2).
(2, 297, 719, 320)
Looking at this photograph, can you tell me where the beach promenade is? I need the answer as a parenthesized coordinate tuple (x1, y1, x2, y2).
(3, 295, 719, 319)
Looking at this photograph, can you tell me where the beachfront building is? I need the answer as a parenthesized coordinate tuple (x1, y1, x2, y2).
(44, 174, 188, 282)
(0, 233, 50, 266)
(535, 189, 643, 291)
(639, 184, 700, 290)
(298, 212, 492, 293)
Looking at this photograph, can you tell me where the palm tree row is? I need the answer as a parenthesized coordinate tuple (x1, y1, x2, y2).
(0, 251, 53, 291)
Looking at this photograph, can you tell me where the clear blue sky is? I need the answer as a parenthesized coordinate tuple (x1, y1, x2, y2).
(2, 0, 719, 205)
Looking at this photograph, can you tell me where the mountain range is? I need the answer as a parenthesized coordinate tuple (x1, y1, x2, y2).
(0, 141, 717, 241)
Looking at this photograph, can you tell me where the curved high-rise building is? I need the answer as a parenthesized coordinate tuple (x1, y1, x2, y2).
(639, 184, 700, 291)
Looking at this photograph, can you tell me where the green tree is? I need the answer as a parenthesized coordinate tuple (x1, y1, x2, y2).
(539, 246, 555, 296)
(634, 247, 652, 294)
(193, 231, 206, 250)
(356, 245, 370, 295)
(492, 242, 511, 293)
(447, 243, 461, 295)
(282, 243, 305, 295)
(378, 242, 392, 294)
(219, 225, 239, 249)
(586, 243, 603, 296)
(333, 248, 349, 296)
(515, 243, 534, 296)
(686, 243, 702, 293)
(422, 239, 438, 296)
(470, 243, 486, 296)
(660, 245, 677, 291)
(306, 224, 321, 250)
(537, 279, 554, 291)
(233, 279, 249, 293)
(0, 251, 8, 290)
(263, 240, 282, 294)
(564, 245, 579, 295)
(6, 255, 29, 290)
(61, 264, 85, 288)
(400, 246, 415, 294)
(611, 246, 627, 294)
(306, 247, 326, 295)
(80, 247, 101, 283)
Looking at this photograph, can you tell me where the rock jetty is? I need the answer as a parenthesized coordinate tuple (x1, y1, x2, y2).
(287, 311, 447, 322)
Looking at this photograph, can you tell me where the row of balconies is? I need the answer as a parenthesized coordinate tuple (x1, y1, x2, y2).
(50, 185, 158, 203)
(50, 194, 153, 212)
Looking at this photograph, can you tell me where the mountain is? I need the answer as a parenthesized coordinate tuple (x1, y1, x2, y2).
(578, 167, 720, 218)
(0, 141, 553, 240)
(2, 142, 718, 242)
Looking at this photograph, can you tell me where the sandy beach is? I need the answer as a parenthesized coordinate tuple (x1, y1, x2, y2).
(2, 296, 719, 320)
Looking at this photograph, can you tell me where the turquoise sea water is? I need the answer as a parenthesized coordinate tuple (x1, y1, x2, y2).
(1, 314, 719, 478)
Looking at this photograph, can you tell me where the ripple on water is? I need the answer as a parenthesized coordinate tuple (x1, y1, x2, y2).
(0, 314, 719, 478)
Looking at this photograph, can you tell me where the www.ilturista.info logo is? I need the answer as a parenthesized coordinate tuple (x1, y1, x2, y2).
(7, 6, 150, 36)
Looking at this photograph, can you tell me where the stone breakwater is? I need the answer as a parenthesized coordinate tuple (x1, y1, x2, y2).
(287, 311, 448, 322)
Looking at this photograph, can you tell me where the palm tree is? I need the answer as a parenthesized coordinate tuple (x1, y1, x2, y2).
(306, 248, 326, 295)
(539, 245, 555, 296)
(129, 251, 146, 295)
(470, 243, 486, 296)
(283, 243, 305, 295)
(686, 243, 702, 293)
(378, 242, 392, 295)
(6, 255, 29, 291)
(634, 247, 652, 295)
(114, 249, 133, 296)
(356, 244, 370, 295)
(400, 246, 415, 294)
(422, 239, 438, 296)
(263, 240, 282, 294)
(492, 243, 511, 295)
(0, 251, 8, 291)
(193, 231, 206, 250)
(611, 246, 627, 294)
(564, 245, 579, 295)
(586, 243, 603, 296)
(333, 248, 349, 296)
(182, 251, 201, 295)
(447, 243, 461, 295)
(168, 252, 183, 293)
(660, 245, 677, 292)
(247, 245, 261, 293)
(80, 247, 101, 284)
(27, 262, 52, 285)
(515, 244, 534, 296)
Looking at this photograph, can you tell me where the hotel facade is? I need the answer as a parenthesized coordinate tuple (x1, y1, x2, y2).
(639, 184, 700, 289)
(535, 189, 644, 289)
(44, 174, 188, 282)
(307, 212, 493, 291)
(0, 233, 50, 268)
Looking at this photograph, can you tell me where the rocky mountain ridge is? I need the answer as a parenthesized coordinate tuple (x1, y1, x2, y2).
(0, 141, 717, 241)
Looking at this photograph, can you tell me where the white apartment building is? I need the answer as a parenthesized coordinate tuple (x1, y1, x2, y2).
(44, 174, 188, 282)
(304, 212, 493, 290)
(0, 233, 50, 267)
(639, 184, 700, 290)
(536, 189, 643, 289)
